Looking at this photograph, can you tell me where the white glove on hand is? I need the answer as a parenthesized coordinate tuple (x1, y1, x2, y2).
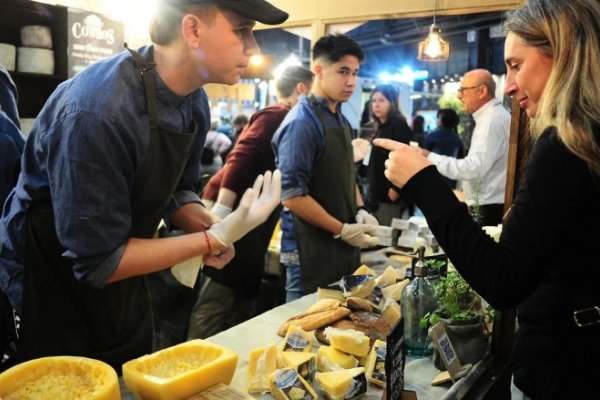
(207, 170, 281, 246)
(339, 223, 379, 249)
(211, 203, 232, 220)
(355, 208, 379, 226)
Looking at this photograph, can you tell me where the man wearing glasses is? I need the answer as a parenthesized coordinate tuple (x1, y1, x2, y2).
(420, 69, 510, 226)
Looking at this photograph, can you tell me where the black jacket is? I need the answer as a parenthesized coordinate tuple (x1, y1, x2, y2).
(404, 128, 600, 399)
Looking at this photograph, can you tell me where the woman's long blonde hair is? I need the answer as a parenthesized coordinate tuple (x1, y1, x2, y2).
(504, 0, 600, 177)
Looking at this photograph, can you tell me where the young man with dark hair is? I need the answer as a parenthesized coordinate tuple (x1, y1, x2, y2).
(0, 0, 286, 371)
(273, 34, 379, 302)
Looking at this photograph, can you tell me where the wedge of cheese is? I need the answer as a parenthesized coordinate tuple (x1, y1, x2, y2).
(316, 367, 367, 400)
(375, 265, 400, 288)
(317, 288, 346, 302)
(324, 327, 370, 357)
(269, 368, 318, 400)
(247, 344, 278, 394)
(340, 274, 375, 299)
(316, 345, 358, 372)
(280, 351, 316, 382)
(381, 279, 410, 302)
(380, 299, 401, 327)
(365, 340, 387, 387)
(352, 264, 377, 276)
(279, 325, 314, 353)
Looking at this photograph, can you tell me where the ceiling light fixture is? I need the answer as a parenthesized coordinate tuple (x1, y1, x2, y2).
(417, 0, 449, 62)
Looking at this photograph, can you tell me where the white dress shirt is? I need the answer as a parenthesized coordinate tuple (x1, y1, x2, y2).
(427, 98, 511, 206)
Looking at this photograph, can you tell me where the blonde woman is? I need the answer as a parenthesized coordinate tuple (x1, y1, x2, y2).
(375, 0, 600, 398)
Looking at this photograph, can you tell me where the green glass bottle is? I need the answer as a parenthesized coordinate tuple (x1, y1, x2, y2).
(400, 246, 438, 357)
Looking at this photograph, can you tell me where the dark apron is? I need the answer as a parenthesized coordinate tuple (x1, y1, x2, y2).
(293, 96, 360, 294)
(18, 46, 197, 373)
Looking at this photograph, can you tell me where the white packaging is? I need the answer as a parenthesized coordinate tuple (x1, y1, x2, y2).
(20, 25, 53, 49)
(17, 47, 54, 75)
(0, 43, 16, 71)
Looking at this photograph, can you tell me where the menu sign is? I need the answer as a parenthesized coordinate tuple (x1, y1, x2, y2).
(386, 319, 405, 400)
(67, 9, 124, 77)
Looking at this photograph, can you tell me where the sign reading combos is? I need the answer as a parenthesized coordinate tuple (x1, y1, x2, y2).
(67, 9, 124, 77)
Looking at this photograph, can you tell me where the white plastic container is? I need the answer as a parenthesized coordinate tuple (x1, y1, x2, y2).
(20, 25, 53, 49)
(0, 43, 16, 71)
(17, 47, 54, 75)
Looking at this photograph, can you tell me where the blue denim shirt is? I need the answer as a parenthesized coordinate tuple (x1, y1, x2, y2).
(0, 64, 25, 208)
(272, 95, 351, 253)
(0, 46, 210, 312)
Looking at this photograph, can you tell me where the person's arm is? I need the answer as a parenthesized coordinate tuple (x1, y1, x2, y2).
(283, 194, 344, 235)
(427, 109, 508, 180)
(220, 107, 286, 197)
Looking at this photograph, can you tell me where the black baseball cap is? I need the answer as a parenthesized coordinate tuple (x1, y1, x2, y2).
(163, 0, 289, 25)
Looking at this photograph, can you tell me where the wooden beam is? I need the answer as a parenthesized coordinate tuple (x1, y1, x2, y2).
(257, 0, 524, 29)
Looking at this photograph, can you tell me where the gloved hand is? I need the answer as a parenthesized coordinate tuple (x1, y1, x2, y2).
(338, 223, 379, 248)
(355, 208, 379, 226)
(211, 203, 232, 220)
(207, 170, 281, 246)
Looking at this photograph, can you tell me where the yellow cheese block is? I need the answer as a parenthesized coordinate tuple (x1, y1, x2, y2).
(247, 343, 278, 393)
(316, 345, 358, 372)
(324, 327, 371, 357)
(0, 356, 119, 400)
(374, 265, 400, 288)
(381, 278, 410, 302)
(316, 367, 368, 400)
(365, 339, 387, 387)
(279, 325, 313, 353)
(352, 264, 376, 276)
(381, 299, 401, 327)
(280, 351, 316, 382)
(268, 368, 318, 400)
(122, 339, 238, 400)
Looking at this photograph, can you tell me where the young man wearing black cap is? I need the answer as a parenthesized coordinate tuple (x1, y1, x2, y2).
(0, 0, 286, 372)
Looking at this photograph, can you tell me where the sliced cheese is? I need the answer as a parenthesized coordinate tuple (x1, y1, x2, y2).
(352, 264, 377, 276)
(279, 325, 313, 353)
(381, 279, 410, 302)
(365, 340, 387, 387)
(380, 299, 401, 327)
(247, 344, 278, 393)
(324, 327, 370, 357)
(316, 345, 358, 372)
(375, 265, 400, 288)
(316, 367, 367, 400)
(269, 368, 318, 400)
(280, 351, 316, 382)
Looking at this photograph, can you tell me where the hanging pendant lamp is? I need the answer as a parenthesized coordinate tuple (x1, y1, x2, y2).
(417, 0, 449, 61)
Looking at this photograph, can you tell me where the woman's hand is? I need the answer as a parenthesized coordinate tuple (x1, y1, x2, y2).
(374, 139, 432, 188)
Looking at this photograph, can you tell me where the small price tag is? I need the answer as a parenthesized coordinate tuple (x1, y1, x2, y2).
(428, 322, 472, 382)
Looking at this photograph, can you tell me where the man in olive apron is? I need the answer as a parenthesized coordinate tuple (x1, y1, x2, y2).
(272, 34, 379, 302)
(0, 0, 287, 373)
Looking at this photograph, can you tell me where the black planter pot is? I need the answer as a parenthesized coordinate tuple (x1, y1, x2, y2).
(432, 312, 490, 370)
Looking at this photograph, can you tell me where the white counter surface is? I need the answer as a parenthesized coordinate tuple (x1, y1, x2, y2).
(205, 292, 449, 400)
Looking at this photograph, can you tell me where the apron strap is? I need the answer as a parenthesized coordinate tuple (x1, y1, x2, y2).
(125, 43, 159, 132)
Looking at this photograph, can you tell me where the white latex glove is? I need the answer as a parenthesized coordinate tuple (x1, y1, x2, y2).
(356, 208, 379, 226)
(338, 223, 379, 249)
(208, 170, 281, 246)
(211, 203, 232, 219)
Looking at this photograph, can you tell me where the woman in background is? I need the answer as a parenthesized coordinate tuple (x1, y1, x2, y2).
(376, 0, 600, 398)
(364, 84, 414, 224)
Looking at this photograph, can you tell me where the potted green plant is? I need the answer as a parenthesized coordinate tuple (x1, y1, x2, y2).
(421, 261, 491, 370)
